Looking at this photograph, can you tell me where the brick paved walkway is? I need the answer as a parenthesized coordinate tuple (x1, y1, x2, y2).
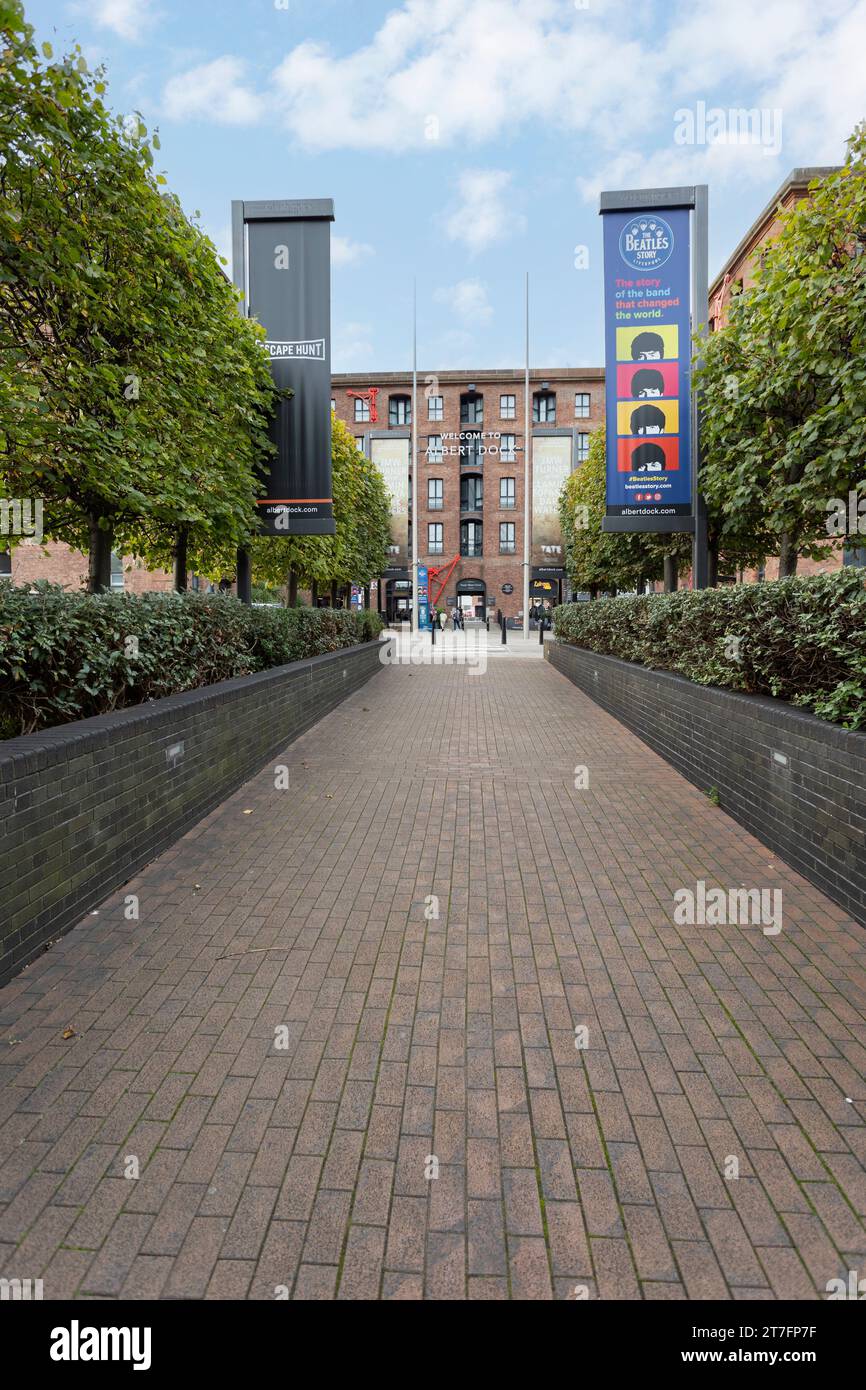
(1, 655, 864, 1300)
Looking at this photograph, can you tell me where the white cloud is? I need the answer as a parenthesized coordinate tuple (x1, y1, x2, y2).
(445, 170, 524, 254)
(163, 57, 263, 126)
(78, 0, 156, 42)
(331, 235, 375, 268)
(153, 0, 863, 202)
(261, 0, 864, 187)
(433, 278, 493, 322)
(333, 321, 376, 372)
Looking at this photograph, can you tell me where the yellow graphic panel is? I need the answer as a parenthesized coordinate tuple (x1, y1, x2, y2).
(616, 399, 680, 437)
(615, 325, 679, 362)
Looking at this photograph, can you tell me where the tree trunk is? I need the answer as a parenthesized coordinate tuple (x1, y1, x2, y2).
(778, 533, 799, 578)
(88, 517, 113, 594)
(364, 585, 371, 610)
(286, 570, 298, 607)
(663, 554, 678, 593)
(311, 581, 318, 608)
(236, 547, 252, 605)
(173, 526, 189, 592)
(330, 581, 338, 607)
(589, 585, 599, 601)
(707, 542, 719, 589)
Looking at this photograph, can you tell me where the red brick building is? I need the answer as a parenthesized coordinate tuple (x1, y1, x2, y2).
(332, 368, 604, 623)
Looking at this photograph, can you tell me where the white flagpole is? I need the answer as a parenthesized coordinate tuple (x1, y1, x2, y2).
(411, 279, 419, 634)
(523, 272, 531, 640)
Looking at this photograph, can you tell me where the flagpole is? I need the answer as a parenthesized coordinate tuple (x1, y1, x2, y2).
(412, 279, 419, 634)
(523, 271, 531, 640)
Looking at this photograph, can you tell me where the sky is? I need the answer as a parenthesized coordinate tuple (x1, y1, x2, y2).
(22, 0, 866, 372)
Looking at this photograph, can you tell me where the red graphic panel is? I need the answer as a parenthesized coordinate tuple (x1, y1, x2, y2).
(617, 437, 680, 472)
(616, 362, 679, 400)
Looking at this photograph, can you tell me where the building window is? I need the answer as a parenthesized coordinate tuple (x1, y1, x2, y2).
(500, 394, 516, 420)
(460, 521, 483, 557)
(331, 398, 336, 413)
(533, 391, 556, 424)
(460, 475, 483, 512)
(427, 435, 443, 463)
(500, 434, 516, 462)
(110, 552, 125, 591)
(460, 393, 483, 425)
(428, 478, 443, 510)
(844, 544, 866, 568)
(500, 477, 516, 509)
(427, 395, 444, 421)
(576, 433, 589, 462)
(355, 436, 365, 450)
(0, 549, 11, 576)
(574, 392, 590, 418)
(354, 397, 370, 423)
(499, 522, 516, 553)
(428, 523, 444, 555)
(462, 432, 482, 467)
(389, 394, 411, 426)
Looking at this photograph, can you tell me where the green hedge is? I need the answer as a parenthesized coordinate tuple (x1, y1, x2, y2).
(553, 571, 866, 729)
(0, 585, 384, 738)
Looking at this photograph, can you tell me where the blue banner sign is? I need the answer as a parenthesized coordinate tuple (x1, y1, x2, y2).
(602, 206, 692, 521)
(417, 565, 431, 631)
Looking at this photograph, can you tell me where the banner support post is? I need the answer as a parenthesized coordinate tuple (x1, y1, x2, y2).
(412, 280, 419, 634)
(236, 547, 252, 605)
(522, 272, 531, 640)
(691, 184, 710, 590)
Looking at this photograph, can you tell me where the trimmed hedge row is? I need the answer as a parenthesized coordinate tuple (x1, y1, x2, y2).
(0, 585, 384, 738)
(553, 571, 866, 729)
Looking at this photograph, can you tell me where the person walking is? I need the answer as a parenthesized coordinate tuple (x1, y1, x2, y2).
(438, 609, 446, 632)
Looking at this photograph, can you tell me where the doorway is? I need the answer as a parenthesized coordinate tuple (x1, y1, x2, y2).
(456, 578, 487, 621)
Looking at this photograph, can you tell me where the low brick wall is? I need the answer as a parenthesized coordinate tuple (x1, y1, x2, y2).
(547, 642, 866, 926)
(0, 639, 389, 985)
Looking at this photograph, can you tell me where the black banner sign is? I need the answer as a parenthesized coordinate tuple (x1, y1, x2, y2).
(232, 198, 336, 536)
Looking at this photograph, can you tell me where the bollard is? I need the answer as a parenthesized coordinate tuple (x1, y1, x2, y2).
(501, 618, 507, 645)
(539, 618, 545, 646)
(486, 617, 490, 633)
(431, 618, 436, 646)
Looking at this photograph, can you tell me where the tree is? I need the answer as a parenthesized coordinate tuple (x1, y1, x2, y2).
(559, 426, 690, 596)
(696, 127, 866, 577)
(250, 417, 392, 604)
(0, 2, 275, 590)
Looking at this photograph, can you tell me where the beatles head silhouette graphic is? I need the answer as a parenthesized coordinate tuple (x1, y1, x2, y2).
(630, 404, 666, 436)
(630, 368, 665, 399)
(631, 331, 665, 361)
(630, 442, 668, 473)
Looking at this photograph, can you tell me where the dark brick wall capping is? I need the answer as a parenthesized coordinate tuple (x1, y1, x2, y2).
(0, 640, 388, 986)
(547, 642, 866, 927)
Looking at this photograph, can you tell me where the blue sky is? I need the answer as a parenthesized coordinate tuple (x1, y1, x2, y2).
(24, 0, 866, 371)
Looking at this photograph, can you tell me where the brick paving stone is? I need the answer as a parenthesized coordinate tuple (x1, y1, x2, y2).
(2, 657, 865, 1300)
(78, 1213, 154, 1296)
(337, 1224, 386, 1300)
